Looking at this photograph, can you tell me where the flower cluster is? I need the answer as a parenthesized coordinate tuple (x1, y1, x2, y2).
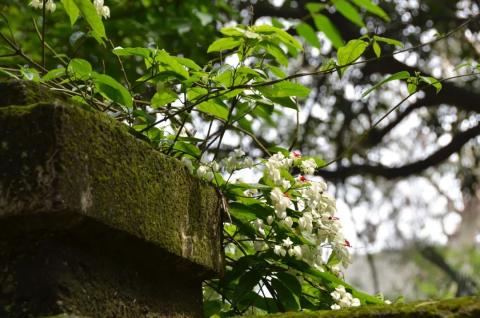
(220, 149, 254, 173)
(93, 0, 110, 19)
(262, 152, 351, 268)
(29, 0, 56, 12)
(330, 285, 360, 310)
(181, 150, 352, 271)
(28, 0, 110, 18)
(181, 149, 255, 183)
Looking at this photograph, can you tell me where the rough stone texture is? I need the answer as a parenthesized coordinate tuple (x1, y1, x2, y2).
(243, 297, 480, 318)
(0, 80, 223, 317)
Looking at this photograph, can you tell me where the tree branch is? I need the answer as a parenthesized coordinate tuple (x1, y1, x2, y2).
(316, 123, 480, 180)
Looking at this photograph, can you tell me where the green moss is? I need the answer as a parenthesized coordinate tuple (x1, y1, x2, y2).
(242, 297, 480, 318)
(0, 80, 66, 107)
(0, 81, 223, 275)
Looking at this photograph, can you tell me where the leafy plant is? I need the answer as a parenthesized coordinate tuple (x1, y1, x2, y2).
(1, 0, 478, 316)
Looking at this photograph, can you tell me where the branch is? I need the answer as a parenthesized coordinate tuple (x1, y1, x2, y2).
(316, 123, 480, 180)
(362, 57, 480, 114)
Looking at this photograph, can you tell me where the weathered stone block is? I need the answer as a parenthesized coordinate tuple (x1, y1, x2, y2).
(242, 297, 480, 317)
(0, 81, 223, 317)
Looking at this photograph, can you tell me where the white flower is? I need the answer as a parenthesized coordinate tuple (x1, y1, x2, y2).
(243, 188, 258, 197)
(276, 211, 287, 219)
(100, 6, 110, 18)
(181, 157, 194, 174)
(351, 298, 361, 307)
(298, 215, 313, 233)
(270, 188, 290, 214)
(197, 165, 213, 181)
(243, 156, 254, 168)
(283, 216, 293, 228)
(291, 245, 303, 259)
(267, 215, 274, 225)
(330, 291, 341, 301)
(300, 158, 317, 175)
(233, 149, 245, 157)
(274, 245, 286, 257)
(45, 0, 56, 12)
(211, 161, 220, 172)
(290, 150, 302, 161)
(253, 219, 265, 236)
(335, 285, 346, 294)
(338, 297, 351, 308)
(265, 161, 282, 184)
(385, 300, 392, 305)
(281, 179, 291, 190)
(29, 0, 43, 9)
(330, 304, 341, 310)
(94, 0, 109, 19)
(282, 237, 293, 248)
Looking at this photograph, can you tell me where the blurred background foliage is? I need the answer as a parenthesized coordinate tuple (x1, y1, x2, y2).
(1, 0, 479, 303)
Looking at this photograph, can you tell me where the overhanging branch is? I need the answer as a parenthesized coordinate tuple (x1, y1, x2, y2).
(316, 123, 480, 180)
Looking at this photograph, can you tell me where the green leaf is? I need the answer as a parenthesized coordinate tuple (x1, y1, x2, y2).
(151, 89, 178, 108)
(270, 277, 300, 311)
(407, 82, 417, 94)
(268, 65, 287, 78)
(42, 67, 66, 81)
(196, 100, 229, 120)
(352, 0, 390, 21)
(270, 97, 298, 110)
(175, 57, 202, 71)
(260, 42, 289, 66)
(253, 25, 303, 52)
(305, 3, 325, 14)
(257, 82, 310, 99)
(313, 14, 344, 49)
(362, 71, 410, 97)
(172, 141, 201, 158)
(229, 202, 272, 223)
(372, 40, 381, 57)
(20, 67, 41, 82)
(112, 47, 151, 58)
(271, 18, 285, 29)
(203, 300, 223, 317)
(420, 76, 442, 93)
(234, 269, 264, 306)
(296, 23, 321, 49)
(332, 0, 365, 27)
(220, 26, 246, 37)
(61, 0, 80, 26)
(72, 0, 106, 44)
(276, 272, 302, 297)
(155, 50, 189, 80)
(373, 35, 404, 48)
(207, 37, 242, 53)
(92, 73, 133, 108)
(337, 39, 368, 71)
(67, 58, 92, 80)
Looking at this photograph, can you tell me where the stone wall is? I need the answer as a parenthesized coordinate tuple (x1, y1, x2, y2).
(0, 80, 223, 318)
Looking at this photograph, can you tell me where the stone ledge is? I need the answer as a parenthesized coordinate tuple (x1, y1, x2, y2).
(0, 80, 223, 276)
(243, 297, 480, 318)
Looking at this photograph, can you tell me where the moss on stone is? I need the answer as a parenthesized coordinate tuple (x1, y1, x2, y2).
(0, 80, 67, 107)
(242, 297, 480, 318)
(0, 81, 223, 275)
